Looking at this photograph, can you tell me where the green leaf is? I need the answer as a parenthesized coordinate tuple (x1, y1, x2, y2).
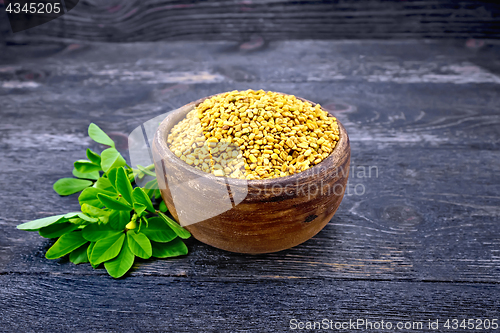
(98, 216, 109, 224)
(79, 213, 99, 223)
(154, 189, 161, 200)
(151, 238, 188, 258)
(81, 203, 110, 219)
(79, 187, 117, 208)
(133, 169, 144, 180)
(94, 177, 115, 192)
(69, 243, 90, 264)
(62, 212, 97, 223)
(127, 231, 152, 259)
(68, 218, 83, 224)
(144, 179, 158, 189)
(115, 167, 133, 205)
(17, 214, 66, 231)
(143, 179, 158, 199)
(74, 160, 102, 173)
(134, 203, 147, 216)
(39, 222, 78, 238)
(101, 148, 127, 173)
(53, 178, 93, 196)
(104, 242, 134, 278)
(46, 231, 88, 259)
(82, 223, 122, 242)
(136, 164, 156, 177)
(97, 193, 132, 211)
(72, 168, 100, 180)
(141, 216, 149, 228)
(79, 188, 103, 208)
(127, 170, 135, 182)
(159, 200, 168, 212)
(132, 187, 155, 213)
(141, 217, 176, 243)
(106, 168, 118, 190)
(87, 242, 99, 268)
(90, 233, 126, 265)
(63, 212, 80, 218)
(157, 212, 191, 239)
(86, 148, 102, 165)
(88, 123, 115, 147)
(109, 210, 131, 230)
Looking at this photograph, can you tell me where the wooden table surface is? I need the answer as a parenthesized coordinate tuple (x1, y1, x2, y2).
(0, 39, 499, 332)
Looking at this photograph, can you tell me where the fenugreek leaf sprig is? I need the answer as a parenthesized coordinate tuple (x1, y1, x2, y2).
(17, 123, 190, 278)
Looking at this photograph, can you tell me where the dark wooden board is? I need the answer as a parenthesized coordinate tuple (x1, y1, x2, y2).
(0, 276, 498, 332)
(2, 0, 500, 43)
(0, 40, 499, 331)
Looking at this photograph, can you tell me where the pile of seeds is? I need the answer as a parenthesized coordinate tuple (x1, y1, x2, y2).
(167, 90, 340, 180)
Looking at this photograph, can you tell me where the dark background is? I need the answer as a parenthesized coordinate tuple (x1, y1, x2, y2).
(1, 0, 500, 44)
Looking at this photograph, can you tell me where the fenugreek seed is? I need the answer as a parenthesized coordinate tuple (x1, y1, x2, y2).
(213, 169, 225, 177)
(297, 142, 309, 149)
(167, 90, 340, 180)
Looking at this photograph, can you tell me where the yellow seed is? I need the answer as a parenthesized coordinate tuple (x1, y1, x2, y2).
(167, 90, 340, 180)
(297, 142, 309, 149)
(213, 169, 225, 177)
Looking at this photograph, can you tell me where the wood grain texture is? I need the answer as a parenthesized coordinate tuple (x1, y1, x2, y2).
(152, 94, 350, 253)
(0, 276, 499, 332)
(0, 40, 499, 331)
(2, 0, 500, 43)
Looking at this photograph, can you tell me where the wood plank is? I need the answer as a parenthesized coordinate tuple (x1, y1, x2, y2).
(3, 0, 500, 43)
(0, 40, 499, 283)
(3, 146, 499, 282)
(0, 275, 498, 332)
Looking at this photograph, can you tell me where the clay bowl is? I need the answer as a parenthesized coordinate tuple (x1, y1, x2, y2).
(152, 93, 350, 254)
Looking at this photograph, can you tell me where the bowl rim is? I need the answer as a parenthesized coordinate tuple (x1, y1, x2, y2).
(153, 91, 350, 188)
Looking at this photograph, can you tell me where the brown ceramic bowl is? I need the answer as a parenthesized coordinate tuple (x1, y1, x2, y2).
(152, 93, 350, 254)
